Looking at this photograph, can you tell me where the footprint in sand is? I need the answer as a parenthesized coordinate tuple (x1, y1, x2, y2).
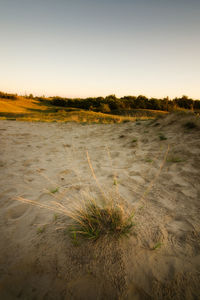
(6, 203, 29, 220)
(38, 193, 52, 202)
(166, 217, 194, 236)
(67, 275, 100, 300)
(22, 160, 32, 167)
(181, 187, 198, 198)
(126, 282, 151, 300)
(166, 217, 199, 255)
(110, 151, 120, 158)
(0, 188, 18, 208)
(0, 161, 5, 167)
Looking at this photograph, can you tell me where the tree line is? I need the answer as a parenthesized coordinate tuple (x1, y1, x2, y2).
(0, 91, 18, 100)
(47, 94, 200, 112)
(1, 91, 200, 112)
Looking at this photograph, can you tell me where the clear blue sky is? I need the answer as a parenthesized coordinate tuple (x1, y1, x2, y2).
(0, 0, 199, 99)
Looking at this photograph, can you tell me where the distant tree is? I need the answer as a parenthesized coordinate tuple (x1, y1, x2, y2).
(105, 94, 117, 101)
(162, 97, 169, 111)
(0, 91, 17, 100)
(174, 95, 194, 110)
(51, 97, 67, 107)
(98, 103, 111, 113)
(135, 95, 148, 109)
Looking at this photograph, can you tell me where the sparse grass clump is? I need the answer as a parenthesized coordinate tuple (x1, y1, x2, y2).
(69, 200, 134, 240)
(132, 138, 138, 143)
(50, 187, 59, 194)
(184, 121, 197, 129)
(113, 179, 117, 185)
(37, 226, 45, 234)
(145, 158, 153, 163)
(152, 241, 162, 250)
(167, 156, 185, 163)
(159, 133, 167, 140)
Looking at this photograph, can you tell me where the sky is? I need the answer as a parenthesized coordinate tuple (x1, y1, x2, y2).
(0, 0, 200, 99)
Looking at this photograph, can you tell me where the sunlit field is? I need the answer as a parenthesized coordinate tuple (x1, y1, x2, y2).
(0, 97, 168, 123)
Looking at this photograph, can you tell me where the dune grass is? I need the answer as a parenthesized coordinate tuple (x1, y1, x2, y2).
(68, 198, 135, 240)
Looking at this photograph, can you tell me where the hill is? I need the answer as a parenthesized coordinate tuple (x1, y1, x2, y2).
(0, 97, 168, 123)
(0, 112, 199, 299)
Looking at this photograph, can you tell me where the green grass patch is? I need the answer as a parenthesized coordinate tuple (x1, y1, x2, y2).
(37, 226, 45, 234)
(167, 156, 185, 163)
(132, 138, 138, 143)
(152, 242, 162, 250)
(50, 187, 59, 194)
(113, 179, 118, 186)
(145, 158, 153, 163)
(159, 133, 167, 140)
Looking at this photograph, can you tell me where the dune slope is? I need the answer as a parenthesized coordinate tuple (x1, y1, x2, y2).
(0, 112, 200, 299)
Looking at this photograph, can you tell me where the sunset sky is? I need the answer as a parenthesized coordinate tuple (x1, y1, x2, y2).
(0, 0, 199, 99)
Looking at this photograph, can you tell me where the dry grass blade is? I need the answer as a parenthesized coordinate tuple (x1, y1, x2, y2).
(140, 144, 170, 202)
(86, 150, 107, 201)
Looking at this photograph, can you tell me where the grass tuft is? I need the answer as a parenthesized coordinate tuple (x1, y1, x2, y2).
(132, 138, 138, 143)
(50, 187, 59, 194)
(113, 179, 118, 186)
(145, 158, 153, 163)
(152, 242, 162, 250)
(167, 156, 185, 163)
(184, 121, 197, 129)
(159, 133, 167, 140)
(69, 200, 134, 241)
(37, 226, 45, 234)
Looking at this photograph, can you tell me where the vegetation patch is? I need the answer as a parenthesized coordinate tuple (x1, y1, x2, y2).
(167, 156, 185, 163)
(50, 187, 59, 194)
(37, 226, 45, 234)
(132, 138, 138, 143)
(152, 242, 162, 250)
(69, 199, 134, 241)
(159, 133, 167, 140)
(184, 121, 197, 129)
(145, 158, 153, 163)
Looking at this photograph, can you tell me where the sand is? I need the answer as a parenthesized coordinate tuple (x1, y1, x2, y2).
(0, 112, 200, 299)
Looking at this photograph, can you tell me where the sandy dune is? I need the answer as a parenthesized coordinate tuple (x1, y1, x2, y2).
(0, 113, 200, 299)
